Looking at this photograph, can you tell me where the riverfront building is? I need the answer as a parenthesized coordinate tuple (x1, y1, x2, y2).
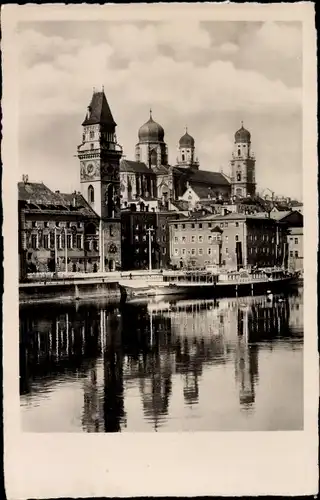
(168, 212, 288, 270)
(18, 179, 100, 279)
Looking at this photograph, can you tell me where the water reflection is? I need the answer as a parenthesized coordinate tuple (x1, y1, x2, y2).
(20, 289, 303, 432)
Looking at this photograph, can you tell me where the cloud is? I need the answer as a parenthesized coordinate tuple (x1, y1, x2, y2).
(219, 42, 239, 54)
(17, 21, 303, 200)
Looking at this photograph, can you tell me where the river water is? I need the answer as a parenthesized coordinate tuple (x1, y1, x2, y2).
(20, 288, 303, 432)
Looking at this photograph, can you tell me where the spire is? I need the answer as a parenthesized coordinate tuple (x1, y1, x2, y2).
(185, 126, 188, 134)
(82, 90, 117, 127)
(241, 120, 244, 128)
(149, 108, 153, 120)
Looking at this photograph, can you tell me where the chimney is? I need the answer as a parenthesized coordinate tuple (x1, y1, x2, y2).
(55, 190, 60, 194)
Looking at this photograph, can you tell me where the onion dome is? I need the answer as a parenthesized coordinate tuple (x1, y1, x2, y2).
(179, 127, 195, 148)
(235, 122, 251, 143)
(138, 109, 164, 142)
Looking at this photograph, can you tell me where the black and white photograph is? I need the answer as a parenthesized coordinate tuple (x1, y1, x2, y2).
(3, 3, 318, 498)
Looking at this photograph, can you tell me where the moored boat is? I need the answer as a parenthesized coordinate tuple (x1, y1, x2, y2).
(119, 267, 299, 301)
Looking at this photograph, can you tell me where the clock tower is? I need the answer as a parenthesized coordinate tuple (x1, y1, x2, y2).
(77, 88, 123, 271)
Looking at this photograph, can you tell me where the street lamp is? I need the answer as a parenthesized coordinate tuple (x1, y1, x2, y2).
(146, 227, 155, 271)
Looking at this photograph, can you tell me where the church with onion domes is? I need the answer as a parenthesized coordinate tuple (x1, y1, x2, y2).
(119, 104, 256, 211)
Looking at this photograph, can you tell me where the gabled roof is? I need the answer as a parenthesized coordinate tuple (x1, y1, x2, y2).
(82, 91, 116, 127)
(211, 225, 223, 233)
(120, 159, 151, 174)
(18, 182, 98, 218)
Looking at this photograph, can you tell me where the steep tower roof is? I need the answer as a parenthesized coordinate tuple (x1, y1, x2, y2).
(138, 109, 165, 143)
(235, 121, 251, 143)
(82, 90, 117, 127)
(179, 128, 195, 148)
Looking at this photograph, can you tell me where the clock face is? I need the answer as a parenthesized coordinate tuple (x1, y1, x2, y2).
(86, 163, 95, 175)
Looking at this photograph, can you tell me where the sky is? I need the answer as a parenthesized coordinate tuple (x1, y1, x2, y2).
(18, 20, 302, 200)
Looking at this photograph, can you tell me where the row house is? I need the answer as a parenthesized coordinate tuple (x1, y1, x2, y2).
(168, 212, 288, 271)
(121, 208, 186, 271)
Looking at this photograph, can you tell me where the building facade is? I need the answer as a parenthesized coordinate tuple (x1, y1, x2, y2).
(169, 213, 288, 270)
(121, 208, 185, 270)
(18, 180, 100, 276)
(77, 89, 123, 271)
(270, 211, 303, 272)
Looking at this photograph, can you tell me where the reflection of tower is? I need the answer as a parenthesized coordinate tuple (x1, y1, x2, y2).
(139, 310, 172, 431)
(235, 307, 259, 409)
(103, 310, 125, 432)
(82, 363, 104, 432)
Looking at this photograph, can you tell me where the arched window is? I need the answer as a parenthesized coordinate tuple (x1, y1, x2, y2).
(238, 149, 241, 156)
(237, 173, 241, 181)
(182, 153, 185, 161)
(88, 185, 94, 203)
(150, 149, 157, 166)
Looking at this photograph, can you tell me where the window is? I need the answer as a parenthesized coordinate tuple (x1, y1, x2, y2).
(225, 248, 229, 254)
(182, 236, 186, 243)
(225, 236, 228, 242)
(237, 173, 241, 181)
(290, 237, 293, 241)
(43, 234, 49, 249)
(208, 223, 212, 228)
(174, 248, 179, 256)
(235, 235, 239, 241)
(191, 223, 195, 229)
(173, 224, 178, 230)
(109, 225, 114, 237)
(162, 235, 166, 242)
(88, 185, 94, 203)
(32, 221, 37, 228)
(295, 238, 298, 244)
(182, 248, 186, 256)
(90, 131, 94, 139)
(90, 143, 94, 150)
(144, 248, 148, 253)
(72, 234, 77, 248)
(31, 234, 37, 249)
(182, 224, 186, 230)
(77, 234, 82, 249)
(135, 224, 140, 231)
(220, 223, 224, 228)
(238, 149, 241, 156)
(191, 248, 196, 255)
(66, 222, 70, 228)
(44, 221, 49, 228)
(142, 235, 147, 242)
(174, 236, 178, 243)
(207, 247, 212, 255)
(182, 153, 185, 161)
(198, 248, 203, 255)
(135, 248, 140, 254)
(225, 222, 228, 227)
(77, 221, 82, 228)
(235, 222, 239, 227)
(191, 235, 196, 243)
(208, 235, 212, 242)
(198, 235, 203, 243)
(295, 251, 299, 258)
(134, 235, 139, 242)
(199, 223, 202, 229)
(82, 134, 85, 142)
(162, 248, 166, 255)
(67, 235, 72, 249)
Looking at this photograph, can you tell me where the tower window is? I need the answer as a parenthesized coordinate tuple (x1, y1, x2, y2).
(82, 134, 85, 142)
(109, 225, 114, 237)
(182, 153, 185, 161)
(88, 185, 94, 203)
(237, 173, 242, 181)
(238, 149, 241, 156)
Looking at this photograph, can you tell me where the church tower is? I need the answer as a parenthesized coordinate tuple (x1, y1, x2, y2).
(135, 110, 168, 169)
(231, 122, 256, 198)
(77, 88, 123, 271)
(176, 128, 199, 169)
